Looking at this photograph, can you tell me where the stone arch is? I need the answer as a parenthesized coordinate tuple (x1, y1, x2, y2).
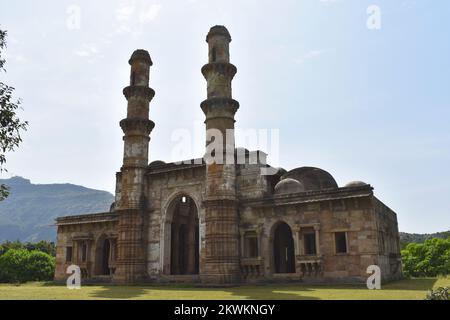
(269, 220, 296, 274)
(161, 192, 201, 275)
(94, 234, 113, 276)
(162, 191, 202, 224)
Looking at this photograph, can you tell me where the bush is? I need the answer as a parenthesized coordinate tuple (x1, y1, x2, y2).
(425, 287, 449, 300)
(0, 249, 29, 282)
(0, 248, 55, 283)
(26, 250, 55, 281)
(401, 237, 450, 277)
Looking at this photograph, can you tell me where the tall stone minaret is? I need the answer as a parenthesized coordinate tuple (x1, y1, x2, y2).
(114, 50, 155, 283)
(201, 26, 241, 284)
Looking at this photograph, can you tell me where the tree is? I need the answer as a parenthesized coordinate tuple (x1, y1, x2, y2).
(401, 237, 450, 277)
(0, 28, 28, 201)
(0, 240, 56, 257)
(24, 240, 56, 257)
(0, 239, 24, 255)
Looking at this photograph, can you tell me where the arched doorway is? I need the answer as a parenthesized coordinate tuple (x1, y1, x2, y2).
(94, 236, 115, 276)
(101, 239, 111, 275)
(169, 195, 199, 275)
(273, 222, 296, 273)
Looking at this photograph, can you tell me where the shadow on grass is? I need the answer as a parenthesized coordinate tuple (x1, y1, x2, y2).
(90, 285, 148, 299)
(223, 285, 319, 300)
(81, 278, 440, 300)
(89, 283, 319, 300)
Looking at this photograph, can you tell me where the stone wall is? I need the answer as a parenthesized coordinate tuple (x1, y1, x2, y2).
(373, 197, 403, 281)
(239, 183, 401, 283)
(54, 212, 118, 282)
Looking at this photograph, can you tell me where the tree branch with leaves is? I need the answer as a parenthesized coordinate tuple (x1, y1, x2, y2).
(0, 28, 28, 201)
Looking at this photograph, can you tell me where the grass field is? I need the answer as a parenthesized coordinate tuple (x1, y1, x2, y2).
(0, 277, 448, 300)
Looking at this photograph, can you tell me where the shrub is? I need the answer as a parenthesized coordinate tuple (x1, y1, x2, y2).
(26, 250, 55, 281)
(425, 287, 449, 300)
(0, 248, 55, 283)
(0, 249, 29, 283)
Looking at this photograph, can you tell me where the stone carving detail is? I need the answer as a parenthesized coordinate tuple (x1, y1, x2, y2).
(123, 86, 155, 101)
(120, 118, 155, 135)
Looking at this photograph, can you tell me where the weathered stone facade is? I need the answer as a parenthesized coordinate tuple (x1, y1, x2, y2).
(55, 26, 402, 285)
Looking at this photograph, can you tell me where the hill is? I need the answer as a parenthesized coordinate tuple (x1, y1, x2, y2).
(0, 177, 114, 242)
(399, 231, 450, 249)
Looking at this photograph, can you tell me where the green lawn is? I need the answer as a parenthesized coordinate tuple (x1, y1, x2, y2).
(0, 278, 448, 300)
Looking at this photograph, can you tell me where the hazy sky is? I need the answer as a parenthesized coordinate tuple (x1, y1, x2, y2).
(1, 0, 449, 233)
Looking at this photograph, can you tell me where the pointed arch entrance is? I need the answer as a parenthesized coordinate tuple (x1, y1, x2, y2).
(166, 194, 199, 275)
(94, 235, 116, 276)
(273, 222, 296, 273)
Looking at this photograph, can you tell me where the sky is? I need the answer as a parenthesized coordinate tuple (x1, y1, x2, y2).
(0, 0, 449, 233)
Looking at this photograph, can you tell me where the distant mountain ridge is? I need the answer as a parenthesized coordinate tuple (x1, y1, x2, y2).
(400, 231, 450, 246)
(0, 176, 114, 242)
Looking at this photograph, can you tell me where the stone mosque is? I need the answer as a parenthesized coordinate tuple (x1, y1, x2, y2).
(54, 26, 402, 284)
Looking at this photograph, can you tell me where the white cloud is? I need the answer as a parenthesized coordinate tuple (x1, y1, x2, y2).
(6, 53, 28, 63)
(139, 4, 162, 24)
(74, 44, 101, 58)
(294, 49, 326, 65)
(74, 50, 90, 57)
(116, 0, 162, 34)
(318, 0, 341, 6)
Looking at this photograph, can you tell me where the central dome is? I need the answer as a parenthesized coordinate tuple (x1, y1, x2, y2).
(282, 167, 338, 191)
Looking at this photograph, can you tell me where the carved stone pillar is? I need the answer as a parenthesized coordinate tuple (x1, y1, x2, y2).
(294, 226, 302, 256)
(314, 224, 321, 256)
(240, 230, 245, 257)
(187, 220, 196, 274)
(256, 225, 263, 258)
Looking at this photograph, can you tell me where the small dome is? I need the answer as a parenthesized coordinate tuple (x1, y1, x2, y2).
(206, 25, 232, 42)
(129, 49, 152, 65)
(149, 160, 166, 167)
(274, 178, 305, 195)
(345, 181, 368, 188)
